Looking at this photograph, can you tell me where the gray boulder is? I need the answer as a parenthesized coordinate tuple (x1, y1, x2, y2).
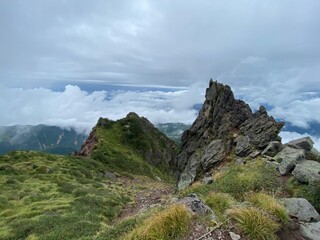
(288, 136, 314, 151)
(235, 135, 252, 157)
(292, 160, 320, 183)
(276, 146, 305, 175)
(200, 139, 226, 171)
(281, 198, 320, 222)
(300, 222, 320, 240)
(261, 141, 281, 157)
(177, 194, 217, 221)
(306, 147, 320, 162)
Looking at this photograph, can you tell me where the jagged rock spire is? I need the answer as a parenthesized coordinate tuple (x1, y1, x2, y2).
(176, 80, 284, 189)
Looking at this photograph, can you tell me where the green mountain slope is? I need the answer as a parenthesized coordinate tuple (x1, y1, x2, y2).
(81, 113, 177, 179)
(0, 125, 87, 155)
(0, 113, 177, 240)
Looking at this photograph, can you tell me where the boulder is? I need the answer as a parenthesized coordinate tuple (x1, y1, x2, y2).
(200, 139, 226, 171)
(288, 137, 314, 151)
(306, 147, 320, 162)
(235, 135, 252, 157)
(300, 222, 320, 240)
(261, 141, 281, 157)
(281, 198, 320, 222)
(275, 146, 305, 175)
(292, 160, 320, 183)
(177, 194, 217, 220)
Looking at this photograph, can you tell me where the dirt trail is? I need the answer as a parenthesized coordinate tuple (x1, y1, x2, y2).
(114, 177, 175, 222)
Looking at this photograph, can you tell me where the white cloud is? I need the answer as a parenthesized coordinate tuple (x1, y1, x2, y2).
(280, 131, 320, 150)
(0, 85, 202, 134)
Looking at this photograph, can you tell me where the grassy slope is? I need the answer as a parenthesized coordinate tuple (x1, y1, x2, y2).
(90, 117, 174, 181)
(0, 120, 174, 240)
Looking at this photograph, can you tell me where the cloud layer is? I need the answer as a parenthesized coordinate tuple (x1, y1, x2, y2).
(0, 85, 203, 134)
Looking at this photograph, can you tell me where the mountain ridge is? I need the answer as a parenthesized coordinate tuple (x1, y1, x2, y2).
(0, 124, 86, 155)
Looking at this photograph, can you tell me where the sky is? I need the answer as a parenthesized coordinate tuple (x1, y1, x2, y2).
(0, 0, 320, 147)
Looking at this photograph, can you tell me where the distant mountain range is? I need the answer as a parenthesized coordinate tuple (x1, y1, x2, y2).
(156, 123, 190, 144)
(0, 125, 87, 155)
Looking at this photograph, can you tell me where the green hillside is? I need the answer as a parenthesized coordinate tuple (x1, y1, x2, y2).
(0, 114, 176, 240)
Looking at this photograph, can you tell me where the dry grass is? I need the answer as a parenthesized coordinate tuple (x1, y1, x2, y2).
(205, 192, 236, 215)
(125, 204, 192, 240)
(246, 192, 289, 224)
(227, 207, 280, 240)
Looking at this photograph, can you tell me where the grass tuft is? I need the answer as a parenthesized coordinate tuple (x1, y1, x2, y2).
(125, 204, 192, 240)
(246, 192, 289, 224)
(205, 192, 236, 218)
(212, 159, 280, 199)
(227, 207, 280, 240)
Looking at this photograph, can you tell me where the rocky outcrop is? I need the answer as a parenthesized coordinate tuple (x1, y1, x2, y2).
(78, 129, 98, 156)
(176, 80, 284, 189)
(239, 106, 283, 149)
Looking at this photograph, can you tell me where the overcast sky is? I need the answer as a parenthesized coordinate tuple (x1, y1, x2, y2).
(1, 0, 320, 146)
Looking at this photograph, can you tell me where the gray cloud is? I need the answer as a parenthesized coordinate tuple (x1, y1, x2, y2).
(1, 0, 320, 135)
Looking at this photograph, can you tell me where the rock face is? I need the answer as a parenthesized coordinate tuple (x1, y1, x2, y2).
(176, 80, 284, 189)
(300, 222, 320, 240)
(292, 160, 320, 183)
(281, 198, 320, 222)
(78, 129, 98, 156)
(261, 141, 281, 157)
(276, 146, 305, 175)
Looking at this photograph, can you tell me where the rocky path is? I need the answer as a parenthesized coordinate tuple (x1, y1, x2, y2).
(113, 176, 175, 223)
(119, 186, 174, 220)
